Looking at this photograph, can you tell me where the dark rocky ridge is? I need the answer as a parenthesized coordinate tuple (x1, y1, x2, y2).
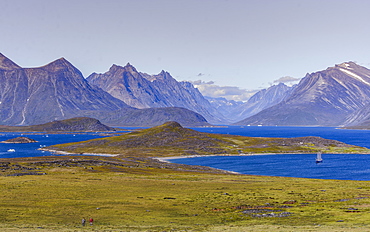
(91, 107, 210, 127)
(0, 117, 115, 132)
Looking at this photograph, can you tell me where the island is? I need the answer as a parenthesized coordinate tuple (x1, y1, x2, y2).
(1, 136, 38, 143)
(0, 117, 116, 132)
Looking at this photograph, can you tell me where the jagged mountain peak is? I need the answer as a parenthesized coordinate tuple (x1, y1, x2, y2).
(0, 53, 21, 70)
(123, 62, 138, 72)
(40, 57, 78, 72)
(109, 63, 139, 74)
(335, 61, 359, 69)
(151, 70, 173, 81)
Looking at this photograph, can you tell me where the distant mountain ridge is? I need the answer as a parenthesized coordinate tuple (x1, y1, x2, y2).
(4, 51, 370, 128)
(234, 83, 293, 121)
(204, 96, 244, 121)
(205, 83, 293, 123)
(0, 117, 115, 132)
(235, 62, 370, 126)
(87, 63, 228, 124)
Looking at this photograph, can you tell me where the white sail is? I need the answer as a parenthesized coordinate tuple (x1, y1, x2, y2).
(316, 152, 323, 163)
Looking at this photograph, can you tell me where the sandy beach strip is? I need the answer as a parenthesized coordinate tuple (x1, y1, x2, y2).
(39, 148, 119, 157)
(153, 153, 286, 163)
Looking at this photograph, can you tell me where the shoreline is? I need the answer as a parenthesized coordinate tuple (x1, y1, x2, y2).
(39, 148, 119, 157)
(153, 153, 309, 163)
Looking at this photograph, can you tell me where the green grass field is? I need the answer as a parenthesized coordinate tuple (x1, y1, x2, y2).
(1, 156, 370, 231)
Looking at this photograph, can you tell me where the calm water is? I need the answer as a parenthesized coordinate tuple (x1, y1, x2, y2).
(2, 126, 370, 180)
(0, 132, 110, 158)
(169, 126, 370, 180)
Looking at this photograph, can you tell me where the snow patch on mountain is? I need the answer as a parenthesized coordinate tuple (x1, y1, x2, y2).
(339, 68, 370, 86)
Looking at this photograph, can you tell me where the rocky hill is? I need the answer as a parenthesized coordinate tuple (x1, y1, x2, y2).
(87, 63, 228, 124)
(1, 137, 38, 143)
(90, 107, 211, 127)
(235, 62, 370, 126)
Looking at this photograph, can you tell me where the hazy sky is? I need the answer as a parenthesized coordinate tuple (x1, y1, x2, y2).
(1, 0, 370, 90)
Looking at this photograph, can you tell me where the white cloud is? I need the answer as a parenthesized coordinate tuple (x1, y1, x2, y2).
(189, 80, 257, 102)
(273, 76, 301, 84)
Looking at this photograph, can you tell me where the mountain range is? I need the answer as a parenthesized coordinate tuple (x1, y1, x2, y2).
(235, 62, 370, 126)
(0, 53, 209, 127)
(2, 52, 370, 128)
(87, 63, 227, 124)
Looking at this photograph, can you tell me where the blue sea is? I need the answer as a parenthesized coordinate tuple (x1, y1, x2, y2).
(171, 126, 370, 181)
(2, 126, 370, 180)
(0, 132, 111, 158)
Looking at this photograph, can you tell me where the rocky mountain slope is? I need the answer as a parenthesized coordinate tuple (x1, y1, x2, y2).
(235, 62, 370, 126)
(0, 53, 128, 125)
(342, 102, 370, 129)
(87, 63, 228, 124)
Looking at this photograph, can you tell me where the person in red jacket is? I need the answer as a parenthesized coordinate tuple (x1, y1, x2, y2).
(89, 218, 94, 225)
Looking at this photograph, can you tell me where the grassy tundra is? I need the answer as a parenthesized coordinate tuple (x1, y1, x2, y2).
(1, 122, 370, 231)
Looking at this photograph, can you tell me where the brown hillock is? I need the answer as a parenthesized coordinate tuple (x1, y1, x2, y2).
(1, 137, 38, 143)
(0, 117, 115, 132)
(49, 121, 233, 156)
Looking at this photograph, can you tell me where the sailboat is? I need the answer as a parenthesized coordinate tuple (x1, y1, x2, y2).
(316, 152, 323, 163)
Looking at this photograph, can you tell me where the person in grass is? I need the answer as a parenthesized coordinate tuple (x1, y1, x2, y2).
(89, 218, 94, 225)
(81, 218, 86, 226)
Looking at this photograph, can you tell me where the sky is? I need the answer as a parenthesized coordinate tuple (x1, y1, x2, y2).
(1, 0, 370, 98)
